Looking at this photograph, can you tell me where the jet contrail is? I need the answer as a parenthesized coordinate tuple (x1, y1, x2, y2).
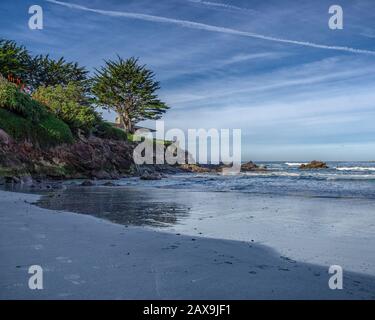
(46, 0, 375, 55)
(186, 0, 256, 13)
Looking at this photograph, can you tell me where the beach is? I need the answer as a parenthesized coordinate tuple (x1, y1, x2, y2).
(1, 188, 375, 299)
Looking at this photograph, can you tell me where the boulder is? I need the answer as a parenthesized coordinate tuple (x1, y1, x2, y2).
(91, 170, 112, 180)
(0, 129, 13, 145)
(102, 181, 119, 186)
(81, 180, 95, 186)
(179, 164, 212, 173)
(20, 175, 33, 186)
(4, 176, 20, 184)
(299, 161, 328, 169)
(241, 161, 267, 172)
(140, 173, 162, 180)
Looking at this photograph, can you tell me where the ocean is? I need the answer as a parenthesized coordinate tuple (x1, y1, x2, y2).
(106, 161, 375, 199)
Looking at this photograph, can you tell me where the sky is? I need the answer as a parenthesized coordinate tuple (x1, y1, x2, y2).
(1, 0, 375, 161)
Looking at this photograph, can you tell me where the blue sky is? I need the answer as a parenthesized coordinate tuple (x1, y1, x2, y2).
(1, 0, 375, 160)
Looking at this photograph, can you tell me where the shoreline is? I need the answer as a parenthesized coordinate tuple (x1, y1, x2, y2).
(1, 189, 375, 299)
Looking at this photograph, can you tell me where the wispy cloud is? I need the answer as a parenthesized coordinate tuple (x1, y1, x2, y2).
(165, 56, 375, 106)
(185, 0, 256, 13)
(46, 0, 375, 56)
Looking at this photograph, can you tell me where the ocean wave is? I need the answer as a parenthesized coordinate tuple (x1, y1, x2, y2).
(285, 162, 308, 166)
(243, 171, 300, 177)
(322, 174, 375, 181)
(241, 171, 375, 181)
(336, 167, 375, 171)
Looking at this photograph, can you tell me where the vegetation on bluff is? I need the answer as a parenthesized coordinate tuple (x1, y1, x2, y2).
(0, 39, 169, 143)
(0, 78, 73, 146)
(0, 39, 171, 178)
(33, 83, 99, 134)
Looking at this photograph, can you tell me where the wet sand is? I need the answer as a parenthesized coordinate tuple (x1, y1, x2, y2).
(1, 190, 375, 299)
(38, 186, 375, 275)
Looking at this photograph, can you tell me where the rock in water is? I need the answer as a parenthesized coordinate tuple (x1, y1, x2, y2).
(81, 180, 95, 186)
(241, 161, 267, 172)
(102, 181, 119, 186)
(179, 164, 212, 173)
(140, 173, 162, 180)
(299, 161, 328, 169)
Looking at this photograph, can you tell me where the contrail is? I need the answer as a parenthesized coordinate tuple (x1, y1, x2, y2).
(185, 0, 256, 13)
(46, 0, 375, 55)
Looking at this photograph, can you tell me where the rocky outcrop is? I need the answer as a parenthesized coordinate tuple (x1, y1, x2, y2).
(241, 161, 267, 172)
(177, 161, 268, 173)
(299, 161, 328, 169)
(80, 180, 95, 186)
(179, 164, 212, 173)
(0, 135, 135, 180)
(1, 127, 272, 182)
(140, 172, 163, 180)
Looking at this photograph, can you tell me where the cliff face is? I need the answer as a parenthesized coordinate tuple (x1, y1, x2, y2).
(0, 129, 135, 179)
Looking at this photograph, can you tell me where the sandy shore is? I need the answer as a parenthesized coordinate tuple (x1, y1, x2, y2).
(1, 190, 375, 299)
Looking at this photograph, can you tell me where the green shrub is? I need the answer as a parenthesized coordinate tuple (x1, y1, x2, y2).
(0, 108, 33, 141)
(94, 121, 128, 141)
(0, 77, 46, 122)
(38, 113, 74, 145)
(33, 83, 100, 134)
(0, 108, 73, 146)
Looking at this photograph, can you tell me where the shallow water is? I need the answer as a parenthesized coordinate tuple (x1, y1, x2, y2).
(37, 187, 191, 227)
(64, 161, 375, 199)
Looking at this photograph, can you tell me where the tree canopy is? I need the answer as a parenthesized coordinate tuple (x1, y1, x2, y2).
(0, 39, 89, 93)
(27, 55, 89, 92)
(92, 57, 169, 133)
(0, 39, 30, 81)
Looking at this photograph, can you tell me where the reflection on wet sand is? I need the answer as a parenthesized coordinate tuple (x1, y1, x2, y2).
(38, 186, 190, 227)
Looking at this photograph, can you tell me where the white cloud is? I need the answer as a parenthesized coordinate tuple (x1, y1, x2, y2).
(46, 0, 375, 55)
(185, 0, 256, 13)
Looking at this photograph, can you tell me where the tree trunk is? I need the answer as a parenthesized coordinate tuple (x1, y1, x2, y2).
(124, 113, 134, 133)
(119, 114, 128, 132)
(127, 120, 134, 133)
(118, 110, 134, 133)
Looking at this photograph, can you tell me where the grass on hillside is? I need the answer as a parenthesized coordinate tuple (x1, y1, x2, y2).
(0, 108, 73, 146)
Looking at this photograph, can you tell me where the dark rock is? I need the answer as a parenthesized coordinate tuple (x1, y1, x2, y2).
(92, 170, 112, 180)
(102, 182, 119, 186)
(140, 173, 162, 180)
(179, 164, 212, 173)
(4, 176, 20, 184)
(299, 161, 328, 169)
(20, 175, 33, 186)
(81, 180, 95, 186)
(241, 161, 267, 172)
